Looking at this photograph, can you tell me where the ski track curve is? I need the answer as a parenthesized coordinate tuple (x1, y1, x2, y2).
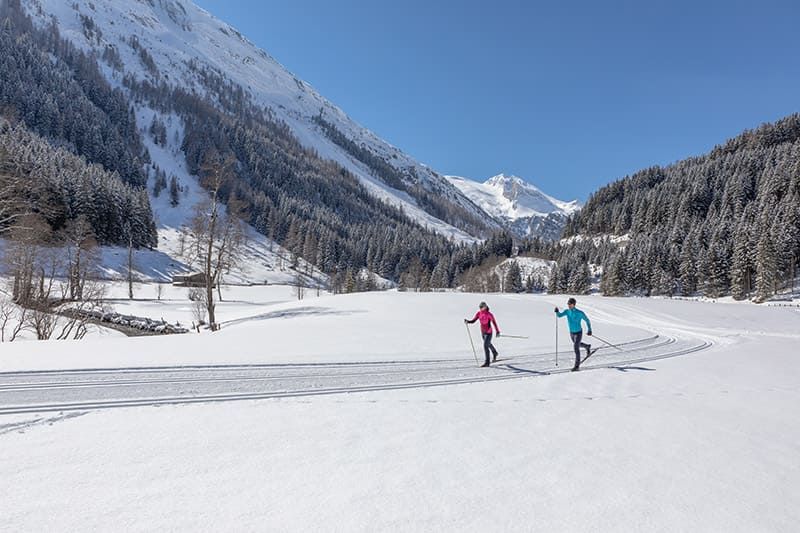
(0, 333, 711, 415)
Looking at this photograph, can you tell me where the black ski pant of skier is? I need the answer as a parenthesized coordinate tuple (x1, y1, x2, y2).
(482, 332, 498, 364)
(570, 331, 590, 368)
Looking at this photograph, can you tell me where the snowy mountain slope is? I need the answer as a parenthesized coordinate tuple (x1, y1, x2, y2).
(22, 0, 495, 242)
(122, 105, 328, 286)
(447, 174, 580, 239)
(0, 103, 328, 287)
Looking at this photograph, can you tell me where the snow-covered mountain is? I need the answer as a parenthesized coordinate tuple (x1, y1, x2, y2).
(446, 174, 580, 240)
(22, 0, 495, 242)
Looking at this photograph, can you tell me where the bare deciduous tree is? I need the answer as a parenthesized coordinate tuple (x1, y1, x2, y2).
(0, 292, 19, 342)
(122, 219, 137, 300)
(6, 214, 52, 306)
(56, 281, 106, 340)
(188, 287, 207, 329)
(3, 212, 105, 341)
(62, 215, 98, 301)
(181, 153, 246, 331)
(24, 246, 62, 340)
(293, 272, 306, 301)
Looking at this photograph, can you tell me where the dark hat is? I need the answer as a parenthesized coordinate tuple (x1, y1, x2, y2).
(479, 301, 488, 308)
(567, 298, 577, 305)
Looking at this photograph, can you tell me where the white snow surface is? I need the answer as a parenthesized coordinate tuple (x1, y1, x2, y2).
(1, 290, 799, 531)
(23, 0, 487, 242)
(447, 173, 580, 220)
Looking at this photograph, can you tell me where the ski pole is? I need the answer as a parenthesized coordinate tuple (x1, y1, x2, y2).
(555, 314, 559, 367)
(592, 334, 624, 352)
(464, 322, 479, 366)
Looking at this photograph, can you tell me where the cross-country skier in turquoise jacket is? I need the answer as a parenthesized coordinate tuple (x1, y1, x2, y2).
(555, 297, 592, 371)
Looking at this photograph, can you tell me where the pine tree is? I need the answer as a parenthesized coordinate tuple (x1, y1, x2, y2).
(152, 171, 167, 198)
(504, 261, 524, 293)
(568, 262, 591, 294)
(652, 268, 676, 297)
(169, 176, 180, 207)
(344, 269, 357, 294)
(601, 255, 623, 296)
(547, 264, 559, 294)
(730, 223, 752, 300)
(755, 232, 777, 302)
(429, 257, 450, 289)
(679, 244, 696, 296)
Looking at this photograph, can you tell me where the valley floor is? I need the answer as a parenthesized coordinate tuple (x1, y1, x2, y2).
(1, 291, 798, 531)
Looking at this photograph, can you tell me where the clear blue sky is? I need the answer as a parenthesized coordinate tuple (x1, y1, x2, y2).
(194, 0, 800, 201)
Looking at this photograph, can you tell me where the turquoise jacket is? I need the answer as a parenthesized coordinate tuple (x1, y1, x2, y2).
(556, 307, 592, 334)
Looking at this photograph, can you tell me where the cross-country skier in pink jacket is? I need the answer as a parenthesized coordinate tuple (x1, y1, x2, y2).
(465, 301, 501, 367)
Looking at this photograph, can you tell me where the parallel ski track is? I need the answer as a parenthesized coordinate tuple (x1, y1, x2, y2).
(0, 335, 663, 391)
(0, 335, 710, 415)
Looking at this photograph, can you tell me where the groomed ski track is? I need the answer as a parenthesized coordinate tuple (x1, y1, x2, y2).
(0, 334, 710, 415)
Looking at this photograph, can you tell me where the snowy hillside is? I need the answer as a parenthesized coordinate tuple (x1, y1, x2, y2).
(447, 174, 580, 239)
(0, 103, 328, 286)
(22, 0, 495, 242)
(131, 106, 327, 286)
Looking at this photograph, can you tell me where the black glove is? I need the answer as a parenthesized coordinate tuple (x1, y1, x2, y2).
(464, 319, 469, 323)
(587, 330, 593, 336)
(554, 307, 559, 313)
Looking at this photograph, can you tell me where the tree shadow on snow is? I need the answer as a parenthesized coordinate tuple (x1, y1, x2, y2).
(220, 306, 365, 328)
(611, 366, 656, 372)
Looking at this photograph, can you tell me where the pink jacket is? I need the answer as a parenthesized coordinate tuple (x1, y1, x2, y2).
(468, 309, 500, 335)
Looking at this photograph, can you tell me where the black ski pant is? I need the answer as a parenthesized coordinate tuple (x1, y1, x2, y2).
(482, 332, 498, 364)
(570, 331, 591, 368)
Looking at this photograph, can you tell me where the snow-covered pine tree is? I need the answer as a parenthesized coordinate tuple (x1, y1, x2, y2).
(169, 176, 180, 207)
(547, 264, 559, 294)
(730, 218, 753, 300)
(504, 261, 524, 293)
(755, 230, 777, 302)
(704, 228, 730, 298)
(567, 262, 591, 294)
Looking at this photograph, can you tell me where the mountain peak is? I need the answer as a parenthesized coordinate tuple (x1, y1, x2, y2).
(446, 173, 581, 239)
(485, 173, 524, 186)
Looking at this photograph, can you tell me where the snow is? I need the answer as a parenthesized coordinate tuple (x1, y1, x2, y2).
(1, 291, 798, 530)
(561, 233, 631, 247)
(96, 281, 328, 329)
(24, 0, 487, 243)
(0, 289, 667, 372)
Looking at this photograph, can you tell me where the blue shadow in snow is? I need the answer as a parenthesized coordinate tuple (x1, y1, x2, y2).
(220, 306, 366, 328)
(612, 366, 656, 372)
(498, 364, 550, 376)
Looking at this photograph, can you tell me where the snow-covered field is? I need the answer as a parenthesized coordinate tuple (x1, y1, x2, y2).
(1, 290, 798, 531)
